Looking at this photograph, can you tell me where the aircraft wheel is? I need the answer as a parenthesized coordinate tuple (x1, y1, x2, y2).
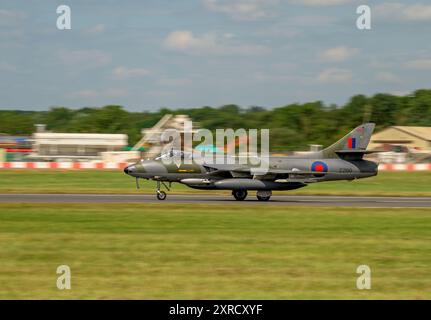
(232, 190, 248, 201)
(256, 190, 272, 201)
(156, 191, 167, 200)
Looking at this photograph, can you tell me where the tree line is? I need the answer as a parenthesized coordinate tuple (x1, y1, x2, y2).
(1, 89, 430, 151)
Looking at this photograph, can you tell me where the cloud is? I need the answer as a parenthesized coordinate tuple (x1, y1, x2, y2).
(70, 88, 127, 99)
(252, 72, 297, 83)
(163, 30, 270, 55)
(0, 9, 26, 27)
(112, 66, 150, 79)
(0, 62, 18, 73)
(85, 24, 106, 35)
(0, 10, 26, 44)
(164, 31, 202, 50)
(156, 77, 192, 86)
(203, 0, 353, 21)
(289, 0, 356, 6)
(319, 46, 359, 62)
(375, 72, 401, 83)
(290, 15, 337, 27)
(256, 14, 335, 38)
(203, 0, 279, 21)
(375, 3, 431, 21)
(405, 59, 431, 70)
(390, 90, 411, 97)
(317, 68, 353, 83)
(60, 50, 111, 68)
(145, 90, 175, 97)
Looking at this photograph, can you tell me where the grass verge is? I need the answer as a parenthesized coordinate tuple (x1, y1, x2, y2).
(1, 203, 430, 299)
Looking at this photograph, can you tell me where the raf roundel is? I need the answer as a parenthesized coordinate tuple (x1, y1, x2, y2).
(311, 161, 328, 177)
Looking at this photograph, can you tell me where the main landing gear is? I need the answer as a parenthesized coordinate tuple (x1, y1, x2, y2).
(232, 190, 248, 201)
(256, 190, 272, 201)
(156, 180, 170, 200)
(232, 190, 272, 201)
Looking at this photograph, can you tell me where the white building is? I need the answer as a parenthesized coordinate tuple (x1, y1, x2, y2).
(31, 132, 128, 161)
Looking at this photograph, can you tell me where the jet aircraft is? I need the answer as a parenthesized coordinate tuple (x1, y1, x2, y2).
(124, 123, 378, 201)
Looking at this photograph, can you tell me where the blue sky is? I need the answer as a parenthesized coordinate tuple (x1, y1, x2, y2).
(1, 0, 430, 111)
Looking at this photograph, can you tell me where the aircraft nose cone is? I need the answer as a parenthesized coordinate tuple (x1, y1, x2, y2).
(124, 165, 136, 175)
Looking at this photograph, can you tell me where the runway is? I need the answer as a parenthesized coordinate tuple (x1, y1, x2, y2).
(1, 193, 431, 207)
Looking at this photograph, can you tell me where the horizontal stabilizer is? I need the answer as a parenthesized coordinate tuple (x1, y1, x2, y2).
(335, 150, 381, 155)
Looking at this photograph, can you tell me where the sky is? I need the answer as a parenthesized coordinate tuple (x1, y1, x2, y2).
(0, 0, 430, 111)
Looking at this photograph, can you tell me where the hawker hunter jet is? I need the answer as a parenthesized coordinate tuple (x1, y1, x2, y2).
(124, 123, 378, 201)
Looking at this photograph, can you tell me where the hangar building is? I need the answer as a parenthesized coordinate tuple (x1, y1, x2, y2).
(369, 126, 431, 152)
(368, 126, 431, 163)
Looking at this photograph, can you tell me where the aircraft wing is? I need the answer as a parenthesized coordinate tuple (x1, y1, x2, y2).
(250, 169, 329, 183)
(237, 168, 333, 175)
(204, 165, 335, 183)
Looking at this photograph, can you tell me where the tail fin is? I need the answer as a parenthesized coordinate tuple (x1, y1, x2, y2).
(322, 123, 375, 158)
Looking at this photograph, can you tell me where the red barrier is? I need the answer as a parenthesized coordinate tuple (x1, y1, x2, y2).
(1, 162, 429, 171)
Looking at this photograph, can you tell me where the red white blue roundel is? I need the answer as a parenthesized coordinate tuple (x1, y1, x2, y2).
(311, 161, 328, 173)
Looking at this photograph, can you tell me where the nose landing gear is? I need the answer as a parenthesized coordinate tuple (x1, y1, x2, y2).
(156, 180, 170, 200)
(157, 190, 167, 200)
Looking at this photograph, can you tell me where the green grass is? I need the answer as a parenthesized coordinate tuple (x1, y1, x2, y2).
(0, 170, 430, 196)
(0, 203, 431, 299)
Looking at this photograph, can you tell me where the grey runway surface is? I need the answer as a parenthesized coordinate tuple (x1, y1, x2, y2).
(1, 193, 431, 207)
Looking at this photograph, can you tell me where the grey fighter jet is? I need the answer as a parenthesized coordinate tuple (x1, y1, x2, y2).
(124, 123, 378, 201)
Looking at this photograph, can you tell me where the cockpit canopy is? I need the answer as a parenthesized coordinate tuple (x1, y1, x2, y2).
(155, 149, 193, 161)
